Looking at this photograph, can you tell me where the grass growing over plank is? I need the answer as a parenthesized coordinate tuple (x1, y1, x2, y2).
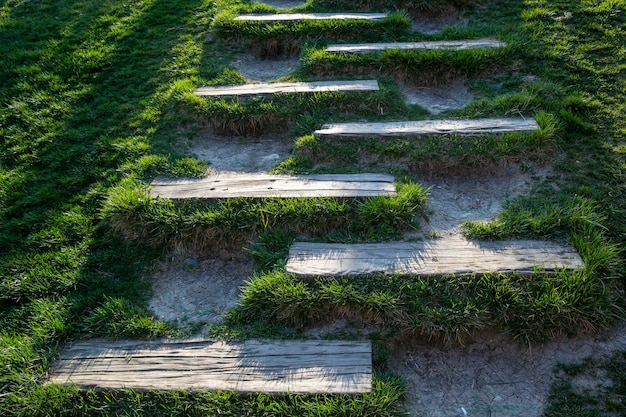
(102, 177, 428, 252)
(301, 43, 510, 85)
(234, 211, 622, 346)
(211, 11, 412, 57)
(182, 83, 405, 135)
(284, 111, 557, 175)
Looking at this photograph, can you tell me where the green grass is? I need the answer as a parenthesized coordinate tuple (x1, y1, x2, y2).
(102, 177, 428, 252)
(286, 111, 557, 175)
(0, 0, 625, 414)
(211, 12, 412, 56)
(301, 43, 510, 85)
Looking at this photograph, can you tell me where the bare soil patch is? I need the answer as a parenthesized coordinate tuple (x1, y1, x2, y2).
(149, 251, 254, 329)
(401, 79, 474, 114)
(188, 131, 292, 173)
(232, 54, 301, 81)
(415, 164, 554, 238)
(411, 8, 469, 34)
(394, 325, 626, 417)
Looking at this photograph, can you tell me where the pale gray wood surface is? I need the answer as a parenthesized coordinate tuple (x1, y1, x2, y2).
(235, 13, 387, 21)
(326, 39, 506, 53)
(286, 238, 584, 276)
(315, 118, 540, 137)
(49, 339, 372, 394)
(150, 173, 396, 199)
(195, 80, 379, 97)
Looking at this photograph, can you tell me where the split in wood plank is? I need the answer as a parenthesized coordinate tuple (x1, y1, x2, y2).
(326, 39, 506, 53)
(195, 80, 379, 97)
(235, 13, 387, 22)
(314, 117, 540, 137)
(286, 238, 584, 277)
(150, 173, 396, 199)
(49, 339, 372, 394)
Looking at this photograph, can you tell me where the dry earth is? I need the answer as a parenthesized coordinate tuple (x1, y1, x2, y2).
(401, 79, 475, 114)
(395, 325, 626, 417)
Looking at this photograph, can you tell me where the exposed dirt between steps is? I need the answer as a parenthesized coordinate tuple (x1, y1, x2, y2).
(414, 164, 555, 238)
(411, 8, 469, 34)
(401, 79, 474, 113)
(232, 54, 301, 81)
(393, 324, 626, 417)
(187, 131, 292, 173)
(149, 251, 254, 328)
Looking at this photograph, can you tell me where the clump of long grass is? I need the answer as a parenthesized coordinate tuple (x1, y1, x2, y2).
(101, 177, 428, 253)
(301, 45, 510, 86)
(211, 13, 412, 57)
(291, 111, 558, 175)
(180, 86, 402, 136)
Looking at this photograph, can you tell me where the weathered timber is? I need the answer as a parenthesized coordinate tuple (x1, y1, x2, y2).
(150, 173, 396, 199)
(326, 39, 506, 53)
(235, 13, 387, 22)
(286, 238, 584, 276)
(314, 117, 540, 137)
(195, 80, 379, 97)
(49, 339, 372, 394)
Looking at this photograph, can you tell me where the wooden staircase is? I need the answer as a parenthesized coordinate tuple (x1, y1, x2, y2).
(50, 3, 584, 397)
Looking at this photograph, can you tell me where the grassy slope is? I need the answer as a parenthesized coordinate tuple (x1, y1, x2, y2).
(0, 0, 624, 415)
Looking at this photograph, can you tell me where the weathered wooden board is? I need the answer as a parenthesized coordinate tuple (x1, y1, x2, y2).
(314, 118, 540, 137)
(49, 339, 372, 394)
(286, 238, 584, 276)
(150, 173, 396, 199)
(326, 39, 506, 53)
(195, 80, 380, 97)
(235, 13, 387, 22)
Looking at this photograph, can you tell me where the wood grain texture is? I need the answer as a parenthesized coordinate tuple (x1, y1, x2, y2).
(235, 13, 387, 21)
(314, 117, 540, 137)
(326, 39, 506, 53)
(49, 339, 372, 394)
(150, 173, 396, 199)
(194, 80, 379, 97)
(286, 238, 584, 276)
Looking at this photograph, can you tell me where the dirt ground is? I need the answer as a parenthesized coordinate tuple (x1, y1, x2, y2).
(401, 79, 475, 114)
(394, 325, 626, 417)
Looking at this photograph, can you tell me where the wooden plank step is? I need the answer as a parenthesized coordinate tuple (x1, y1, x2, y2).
(49, 339, 372, 394)
(150, 173, 396, 199)
(235, 13, 388, 22)
(314, 117, 540, 137)
(195, 80, 379, 97)
(326, 39, 506, 53)
(286, 238, 584, 276)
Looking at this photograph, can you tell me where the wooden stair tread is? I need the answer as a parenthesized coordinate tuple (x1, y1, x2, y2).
(150, 173, 396, 199)
(326, 39, 506, 53)
(49, 339, 372, 394)
(286, 238, 584, 276)
(314, 117, 540, 137)
(235, 13, 387, 22)
(195, 80, 379, 97)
